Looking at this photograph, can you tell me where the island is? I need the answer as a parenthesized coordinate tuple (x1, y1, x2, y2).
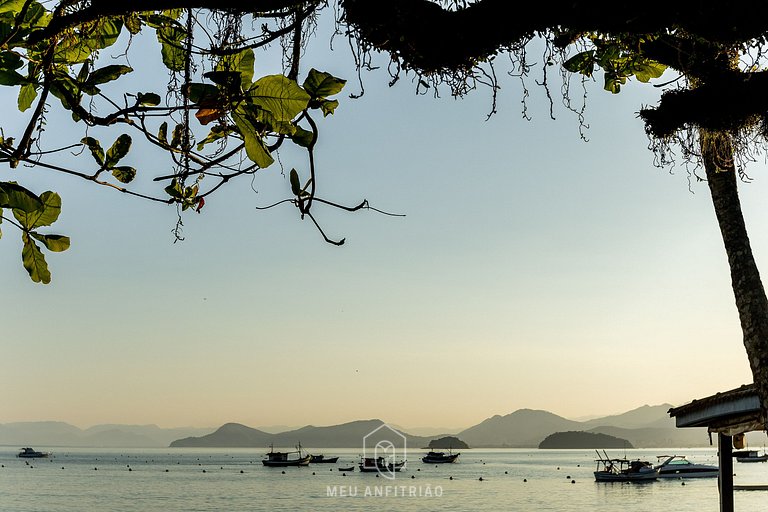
(427, 436, 469, 449)
(538, 431, 633, 449)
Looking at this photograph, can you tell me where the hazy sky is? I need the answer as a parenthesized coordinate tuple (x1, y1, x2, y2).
(1, 12, 762, 431)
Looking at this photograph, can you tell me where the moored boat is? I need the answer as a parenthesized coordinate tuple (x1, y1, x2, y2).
(310, 455, 339, 463)
(733, 450, 768, 463)
(262, 443, 311, 467)
(421, 450, 459, 463)
(594, 451, 657, 482)
(358, 456, 406, 473)
(17, 447, 50, 458)
(654, 455, 718, 478)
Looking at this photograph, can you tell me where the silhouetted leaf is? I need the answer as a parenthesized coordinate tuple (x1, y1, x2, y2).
(18, 83, 36, 111)
(289, 168, 301, 196)
(111, 166, 136, 183)
(105, 134, 131, 167)
(81, 136, 105, 166)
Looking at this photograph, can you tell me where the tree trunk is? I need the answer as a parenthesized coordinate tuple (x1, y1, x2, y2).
(701, 129, 768, 418)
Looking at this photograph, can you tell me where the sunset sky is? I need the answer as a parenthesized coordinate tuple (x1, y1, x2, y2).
(1, 13, 762, 432)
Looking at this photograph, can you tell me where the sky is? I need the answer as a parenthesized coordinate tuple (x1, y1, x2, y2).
(1, 10, 763, 432)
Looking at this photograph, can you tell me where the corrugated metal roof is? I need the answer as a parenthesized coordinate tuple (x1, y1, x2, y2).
(668, 384, 765, 433)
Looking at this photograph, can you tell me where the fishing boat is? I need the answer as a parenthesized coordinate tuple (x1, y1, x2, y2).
(17, 447, 50, 458)
(654, 455, 718, 478)
(733, 450, 768, 463)
(358, 456, 406, 473)
(594, 450, 658, 482)
(261, 443, 311, 467)
(421, 450, 459, 463)
(310, 455, 339, 463)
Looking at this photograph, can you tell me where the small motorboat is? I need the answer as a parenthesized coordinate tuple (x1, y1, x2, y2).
(422, 450, 459, 463)
(733, 450, 768, 463)
(17, 447, 50, 458)
(338, 466, 354, 472)
(594, 450, 657, 482)
(359, 456, 406, 473)
(310, 455, 340, 463)
(654, 455, 718, 478)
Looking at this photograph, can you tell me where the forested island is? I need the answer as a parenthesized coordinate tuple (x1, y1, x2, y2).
(538, 431, 633, 449)
(427, 436, 469, 449)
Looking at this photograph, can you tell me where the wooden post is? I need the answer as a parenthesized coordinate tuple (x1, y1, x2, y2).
(719, 433, 734, 512)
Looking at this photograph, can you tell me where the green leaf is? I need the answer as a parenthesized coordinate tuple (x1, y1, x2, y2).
(203, 70, 241, 90)
(563, 51, 595, 76)
(291, 126, 314, 148)
(185, 82, 218, 103)
(632, 61, 666, 83)
(197, 124, 234, 150)
(105, 134, 131, 167)
(170, 123, 184, 148)
(164, 178, 184, 199)
(0, 69, 26, 86)
(21, 233, 50, 284)
(0, 51, 22, 70)
(157, 25, 186, 72)
(31, 232, 70, 252)
(247, 75, 310, 122)
(81, 136, 105, 166)
(111, 166, 136, 183)
(158, 122, 168, 144)
(303, 69, 346, 99)
(136, 92, 161, 106)
(18, 83, 36, 111)
(0, 0, 26, 15)
(318, 99, 339, 117)
(289, 168, 301, 196)
(12, 190, 61, 229)
(124, 13, 142, 35)
(85, 64, 132, 88)
(0, 181, 43, 212)
(232, 107, 274, 168)
(215, 48, 255, 87)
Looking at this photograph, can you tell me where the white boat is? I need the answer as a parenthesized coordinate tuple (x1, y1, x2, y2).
(654, 455, 718, 478)
(594, 450, 658, 482)
(734, 450, 768, 463)
(17, 447, 50, 458)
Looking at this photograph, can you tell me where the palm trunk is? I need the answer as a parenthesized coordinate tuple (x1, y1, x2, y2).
(701, 129, 768, 418)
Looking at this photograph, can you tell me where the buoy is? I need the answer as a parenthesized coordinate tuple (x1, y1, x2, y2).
(479, 477, 483, 481)
(312, 472, 315, 475)
(281, 471, 285, 474)
(240, 470, 244, 474)
(129, 468, 132, 472)
(566, 475, 571, 479)
(449, 476, 453, 480)
(571, 480, 575, 484)
(343, 473, 346, 476)
(165, 469, 169, 472)
(202, 470, 206, 473)
(411, 475, 415, 479)
(504, 471, 508, 474)
(523, 479, 527, 482)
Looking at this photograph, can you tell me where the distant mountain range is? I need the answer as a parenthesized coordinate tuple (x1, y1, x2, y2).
(0, 422, 211, 448)
(3, 404, 741, 449)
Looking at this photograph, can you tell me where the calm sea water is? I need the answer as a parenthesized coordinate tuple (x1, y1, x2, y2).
(2, 447, 767, 511)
